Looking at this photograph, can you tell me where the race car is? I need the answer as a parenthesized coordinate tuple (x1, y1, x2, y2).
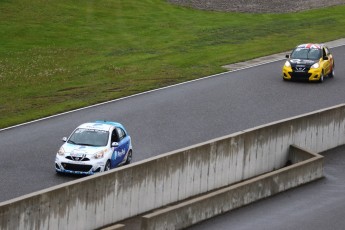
(282, 43, 334, 82)
(55, 121, 133, 175)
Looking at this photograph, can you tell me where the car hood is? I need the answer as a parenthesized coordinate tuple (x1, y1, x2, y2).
(289, 59, 317, 67)
(61, 143, 106, 157)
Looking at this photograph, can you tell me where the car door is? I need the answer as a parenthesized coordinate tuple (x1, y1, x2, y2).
(110, 127, 129, 167)
(325, 46, 334, 73)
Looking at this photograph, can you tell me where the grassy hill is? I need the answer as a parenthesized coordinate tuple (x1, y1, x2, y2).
(1, 0, 345, 128)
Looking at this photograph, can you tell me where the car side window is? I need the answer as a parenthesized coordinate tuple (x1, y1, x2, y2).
(324, 47, 329, 56)
(116, 127, 126, 141)
(111, 129, 120, 143)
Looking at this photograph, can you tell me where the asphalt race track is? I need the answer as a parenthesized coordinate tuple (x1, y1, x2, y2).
(0, 41, 345, 229)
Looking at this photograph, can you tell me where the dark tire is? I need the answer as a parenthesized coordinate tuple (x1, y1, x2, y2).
(105, 160, 111, 171)
(329, 64, 335, 78)
(125, 150, 132, 165)
(319, 72, 324, 83)
(56, 171, 64, 176)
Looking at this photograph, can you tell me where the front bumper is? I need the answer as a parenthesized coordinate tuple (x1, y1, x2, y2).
(282, 66, 322, 81)
(55, 157, 105, 175)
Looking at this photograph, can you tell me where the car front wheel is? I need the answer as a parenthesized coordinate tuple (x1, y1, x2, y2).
(319, 72, 324, 83)
(105, 160, 111, 171)
(329, 65, 335, 78)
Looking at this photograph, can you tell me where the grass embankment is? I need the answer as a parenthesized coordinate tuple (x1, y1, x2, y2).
(1, 0, 345, 128)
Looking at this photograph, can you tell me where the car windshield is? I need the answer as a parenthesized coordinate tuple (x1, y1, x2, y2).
(68, 128, 109, 147)
(290, 48, 321, 60)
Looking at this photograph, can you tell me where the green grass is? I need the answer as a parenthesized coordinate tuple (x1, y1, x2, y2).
(1, 0, 345, 128)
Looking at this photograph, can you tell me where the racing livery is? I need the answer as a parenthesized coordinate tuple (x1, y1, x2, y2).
(282, 43, 334, 82)
(55, 121, 133, 175)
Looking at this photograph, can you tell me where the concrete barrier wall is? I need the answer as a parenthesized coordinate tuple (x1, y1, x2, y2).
(0, 104, 344, 229)
(141, 145, 324, 230)
(289, 145, 317, 164)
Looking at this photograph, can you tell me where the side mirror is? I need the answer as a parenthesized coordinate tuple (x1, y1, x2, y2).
(285, 54, 290, 58)
(323, 56, 329, 60)
(111, 142, 119, 147)
(62, 137, 67, 142)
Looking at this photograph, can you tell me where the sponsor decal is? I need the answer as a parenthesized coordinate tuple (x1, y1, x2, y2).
(71, 152, 85, 158)
(290, 59, 301, 63)
(114, 149, 126, 157)
(118, 149, 126, 157)
(305, 43, 321, 49)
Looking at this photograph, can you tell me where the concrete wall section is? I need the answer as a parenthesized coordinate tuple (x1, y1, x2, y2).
(141, 146, 324, 230)
(0, 104, 344, 229)
(289, 145, 316, 164)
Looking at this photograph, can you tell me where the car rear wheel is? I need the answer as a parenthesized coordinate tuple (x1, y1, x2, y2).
(125, 150, 132, 165)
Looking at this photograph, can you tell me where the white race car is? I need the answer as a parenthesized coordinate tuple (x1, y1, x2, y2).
(55, 121, 133, 175)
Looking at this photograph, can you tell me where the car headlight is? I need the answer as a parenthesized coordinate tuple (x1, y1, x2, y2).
(94, 150, 106, 159)
(311, 63, 320, 69)
(57, 147, 65, 156)
(284, 61, 291, 67)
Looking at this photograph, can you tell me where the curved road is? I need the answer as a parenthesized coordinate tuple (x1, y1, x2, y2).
(0, 41, 344, 228)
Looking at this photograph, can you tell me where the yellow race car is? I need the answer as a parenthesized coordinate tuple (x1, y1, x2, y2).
(282, 43, 334, 82)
